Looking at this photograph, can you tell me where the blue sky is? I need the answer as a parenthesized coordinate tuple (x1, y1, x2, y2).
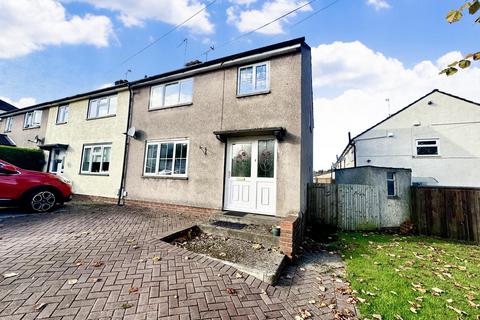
(1, 0, 479, 168)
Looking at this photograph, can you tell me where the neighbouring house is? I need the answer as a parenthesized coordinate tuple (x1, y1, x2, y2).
(0, 37, 313, 226)
(0, 83, 131, 198)
(122, 37, 313, 222)
(335, 89, 480, 188)
(335, 166, 412, 228)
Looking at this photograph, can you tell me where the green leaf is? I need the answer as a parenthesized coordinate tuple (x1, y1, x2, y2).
(458, 59, 472, 68)
(441, 67, 459, 76)
(446, 10, 463, 23)
(473, 52, 480, 60)
(468, 0, 480, 14)
(448, 61, 459, 67)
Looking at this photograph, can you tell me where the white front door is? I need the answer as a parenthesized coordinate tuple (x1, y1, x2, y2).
(49, 148, 66, 175)
(224, 138, 276, 215)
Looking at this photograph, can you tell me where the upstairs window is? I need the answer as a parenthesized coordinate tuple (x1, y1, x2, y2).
(24, 110, 42, 128)
(4, 117, 13, 132)
(81, 144, 111, 174)
(144, 140, 189, 177)
(56, 105, 69, 124)
(416, 139, 439, 156)
(387, 172, 396, 197)
(88, 95, 117, 119)
(149, 78, 193, 110)
(238, 62, 269, 95)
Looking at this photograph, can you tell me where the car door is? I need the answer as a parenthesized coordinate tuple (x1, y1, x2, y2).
(0, 161, 22, 201)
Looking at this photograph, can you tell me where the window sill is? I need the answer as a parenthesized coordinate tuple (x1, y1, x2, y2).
(413, 155, 441, 158)
(142, 175, 188, 180)
(22, 126, 41, 130)
(86, 114, 116, 121)
(79, 173, 110, 176)
(56, 122, 68, 125)
(236, 90, 271, 98)
(148, 102, 193, 112)
(387, 195, 400, 199)
(3, 131, 11, 133)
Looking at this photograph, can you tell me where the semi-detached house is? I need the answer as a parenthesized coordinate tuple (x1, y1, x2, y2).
(0, 38, 313, 225)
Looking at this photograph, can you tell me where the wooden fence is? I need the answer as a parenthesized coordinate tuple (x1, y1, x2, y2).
(308, 183, 381, 230)
(412, 186, 480, 243)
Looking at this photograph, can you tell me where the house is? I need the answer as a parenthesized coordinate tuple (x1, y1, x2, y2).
(0, 83, 131, 198)
(335, 89, 480, 188)
(0, 38, 313, 220)
(122, 37, 313, 219)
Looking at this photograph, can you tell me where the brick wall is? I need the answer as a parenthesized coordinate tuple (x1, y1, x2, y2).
(72, 194, 220, 217)
(279, 213, 305, 259)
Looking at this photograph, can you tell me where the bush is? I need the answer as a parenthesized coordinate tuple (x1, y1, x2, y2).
(0, 146, 46, 171)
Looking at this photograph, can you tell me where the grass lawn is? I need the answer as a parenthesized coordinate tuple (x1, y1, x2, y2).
(332, 232, 480, 320)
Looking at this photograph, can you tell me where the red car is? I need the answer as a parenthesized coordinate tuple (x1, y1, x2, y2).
(0, 160, 72, 212)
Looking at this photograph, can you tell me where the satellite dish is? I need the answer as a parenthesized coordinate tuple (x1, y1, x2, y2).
(126, 127, 136, 138)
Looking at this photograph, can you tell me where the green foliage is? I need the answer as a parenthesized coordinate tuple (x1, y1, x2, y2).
(334, 232, 480, 319)
(441, 1, 480, 76)
(0, 146, 46, 171)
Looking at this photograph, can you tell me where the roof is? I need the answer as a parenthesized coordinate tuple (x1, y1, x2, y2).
(0, 37, 307, 118)
(0, 134, 16, 146)
(0, 100, 17, 112)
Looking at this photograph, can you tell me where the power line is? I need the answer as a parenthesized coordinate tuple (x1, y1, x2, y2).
(198, 0, 319, 60)
(289, 0, 341, 28)
(117, 0, 216, 67)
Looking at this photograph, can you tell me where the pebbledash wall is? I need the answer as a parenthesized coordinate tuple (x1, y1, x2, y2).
(123, 42, 313, 219)
(42, 90, 130, 198)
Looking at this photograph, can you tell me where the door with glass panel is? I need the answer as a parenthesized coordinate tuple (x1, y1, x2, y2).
(49, 148, 66, 175)
(224, 138, 276, 215)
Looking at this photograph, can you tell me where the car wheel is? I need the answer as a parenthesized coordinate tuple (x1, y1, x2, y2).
(28, 189, 57, 212)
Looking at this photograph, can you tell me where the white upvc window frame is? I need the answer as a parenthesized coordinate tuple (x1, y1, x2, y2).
(149, 78, 194, 110)
(80, 143, 112, 175)
(143, 139, 189, 178)
(23, 110, 42, 129)
(237, 61, 270, 96)
(87, 95, 117, 119)
(387, 172, 396, 197)
(4, 116, 13, 132)
(56, 104, 69, 124)
(416, 138, 440, 157)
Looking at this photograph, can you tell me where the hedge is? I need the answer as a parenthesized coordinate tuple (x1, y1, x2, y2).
(0, 146, 46, 171)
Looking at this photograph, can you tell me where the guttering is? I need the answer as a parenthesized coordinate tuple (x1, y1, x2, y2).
(117, 83, 134, 206)
(130, 44, 301, 89)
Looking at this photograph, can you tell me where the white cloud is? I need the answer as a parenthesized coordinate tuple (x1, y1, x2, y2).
(229, 0, 257, 6)
(0, 0, 114, 59)
(227, 0, 312, 35)
(74, 0, 214, 34)
(0, 96, 37, 109)
(312, 41, 480, 169)
(366, 0, 391, 10)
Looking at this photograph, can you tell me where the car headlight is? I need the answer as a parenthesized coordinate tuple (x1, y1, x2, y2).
(56, 175, 72, 185)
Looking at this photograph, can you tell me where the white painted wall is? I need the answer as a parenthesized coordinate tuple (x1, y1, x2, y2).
(352, 91, 480, 187)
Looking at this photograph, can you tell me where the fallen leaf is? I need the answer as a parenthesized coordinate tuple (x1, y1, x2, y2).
(308, 299, 316, 304)
(410, 307, 418, 314)
(67, 279, 78, 285)
(152, 256, 161, 262)
(128, 287, 139, 294)
(319, 286, 327, 292)
(447, 304, 467, 315)
(394, 315, 404, 320)
(121, 303, 133, 309)
(126, 239, 135, 243)
(2, 272, 18, 278)
(372, 314, 382, 320)
(92, 261, 104, 268)
(34, 303, 47, 311)
(92, 278, 102, 283)
(432, 287, 444, 296)
(252, 243, 262, 250)
(235, 273, 243, 279)
(132, 245, 140, 250)
(226, 288, 237, 295)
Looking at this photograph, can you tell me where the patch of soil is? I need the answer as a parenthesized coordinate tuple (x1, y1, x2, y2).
(173, 231, 284, 270)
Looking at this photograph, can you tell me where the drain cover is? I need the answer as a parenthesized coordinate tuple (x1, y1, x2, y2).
(212, 221, 246, 230)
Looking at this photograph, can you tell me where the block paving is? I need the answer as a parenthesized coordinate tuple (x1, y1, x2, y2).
(0, 202, 357, 319)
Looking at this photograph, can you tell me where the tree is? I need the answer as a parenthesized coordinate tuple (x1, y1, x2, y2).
(440, 0, 480, 76)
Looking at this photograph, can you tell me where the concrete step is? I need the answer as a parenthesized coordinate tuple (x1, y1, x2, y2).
(199, 220, 279, 248)
(214, 211, 281, 227)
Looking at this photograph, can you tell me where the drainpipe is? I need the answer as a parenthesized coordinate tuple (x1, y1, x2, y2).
(118, 83, 133, 206)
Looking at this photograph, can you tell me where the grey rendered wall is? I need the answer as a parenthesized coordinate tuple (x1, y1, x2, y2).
(300, 45, 314, 214)
(335, 166, 411, 227)
(125, 52, 304, 217)
(3, 109, 49, 148)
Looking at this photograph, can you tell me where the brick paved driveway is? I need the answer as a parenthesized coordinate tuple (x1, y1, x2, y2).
(0, 202, 357, 320)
